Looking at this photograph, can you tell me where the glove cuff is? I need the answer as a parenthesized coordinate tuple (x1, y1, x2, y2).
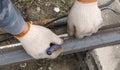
(77, 0, 97, 4)
(14, 22, 31, 38)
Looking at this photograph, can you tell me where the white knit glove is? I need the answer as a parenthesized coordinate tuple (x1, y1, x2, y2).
(67, 1, 103, 39)
(15, 23, 63, 59)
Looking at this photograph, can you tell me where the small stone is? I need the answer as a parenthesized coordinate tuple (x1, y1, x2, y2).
(45, 2, 51, 6)
(53, 7, 60, 13)
(37, 7, 41, 12)
(48, 67, 52, 70)
(20, 63, 27, 68)
(38, 67, 43, 70)
(61, 0, 66, 4)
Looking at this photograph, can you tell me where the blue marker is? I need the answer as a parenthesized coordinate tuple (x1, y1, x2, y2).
(47, 45, 61, 55)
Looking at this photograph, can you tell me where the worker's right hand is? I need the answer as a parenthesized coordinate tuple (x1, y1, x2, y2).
(67, 0, 103, 39)
(14, 23, 63, 59)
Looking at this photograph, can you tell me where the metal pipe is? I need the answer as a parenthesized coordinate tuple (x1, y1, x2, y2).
(0, 27, 120, 66)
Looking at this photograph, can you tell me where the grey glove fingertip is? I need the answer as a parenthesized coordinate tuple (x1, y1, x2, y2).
(51, 34, 63, 45)
(67, 23, 75, 36)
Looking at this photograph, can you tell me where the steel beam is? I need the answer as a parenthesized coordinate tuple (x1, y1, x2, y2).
(0, 27, 120, 66)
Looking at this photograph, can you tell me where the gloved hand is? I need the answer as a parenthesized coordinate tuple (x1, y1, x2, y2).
(67, 0, 103, 39)
(15, 23, 63, 59)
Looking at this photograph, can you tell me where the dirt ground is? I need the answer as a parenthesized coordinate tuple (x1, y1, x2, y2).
(0, 0, 89, 70)
(12, 0, 73, 21)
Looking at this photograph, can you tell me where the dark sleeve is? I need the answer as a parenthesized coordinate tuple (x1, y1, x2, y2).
(0, 0, 26, 34)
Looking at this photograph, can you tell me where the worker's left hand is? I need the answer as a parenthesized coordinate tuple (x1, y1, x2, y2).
(67, 0, 103, 39)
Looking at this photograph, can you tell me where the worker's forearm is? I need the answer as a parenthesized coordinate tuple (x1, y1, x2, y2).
(77, 0, 97, 3)
(0, 0, 26, 34)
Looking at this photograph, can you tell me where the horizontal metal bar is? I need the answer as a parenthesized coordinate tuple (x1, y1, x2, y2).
(62, 27, 120, 55)
(0, 27, 120, 66)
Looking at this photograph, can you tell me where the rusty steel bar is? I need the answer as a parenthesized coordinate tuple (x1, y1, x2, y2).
(0, 27, 120, 66)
